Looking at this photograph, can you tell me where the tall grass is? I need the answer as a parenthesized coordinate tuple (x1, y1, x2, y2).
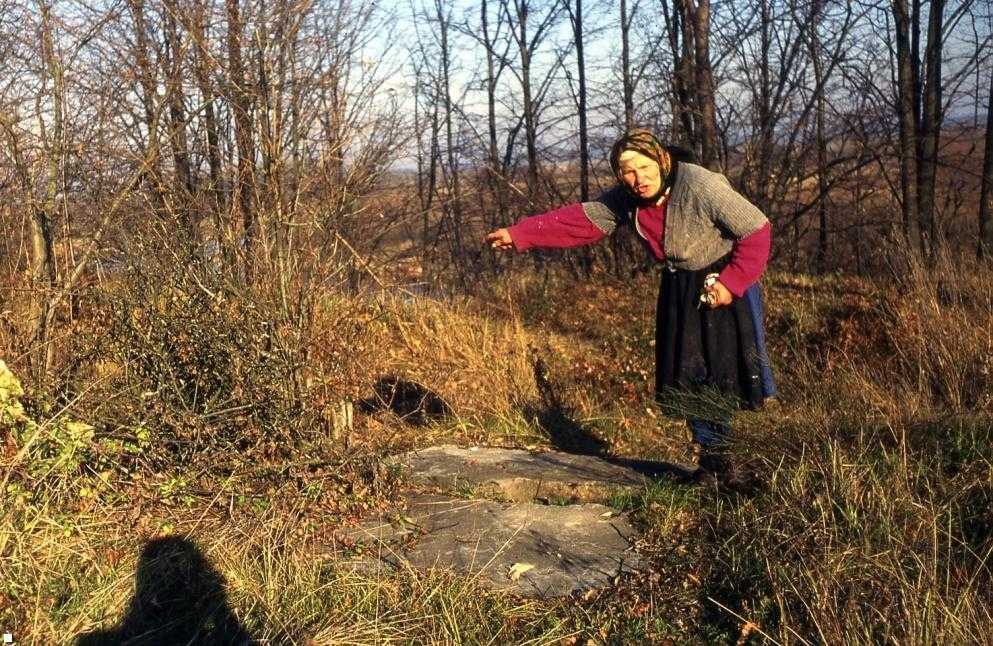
(719, 245, 993, 643)
(2, 243, 992, 643)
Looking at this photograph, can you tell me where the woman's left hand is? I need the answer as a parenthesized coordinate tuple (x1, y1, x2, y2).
(706, 280, 733, 308)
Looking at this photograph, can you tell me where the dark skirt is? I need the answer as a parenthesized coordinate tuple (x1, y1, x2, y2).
(654, 257, 765, 424)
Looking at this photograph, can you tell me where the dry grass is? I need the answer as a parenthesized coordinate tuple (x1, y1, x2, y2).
(1, 243, 991, 644)
(719, 246, 993, 643)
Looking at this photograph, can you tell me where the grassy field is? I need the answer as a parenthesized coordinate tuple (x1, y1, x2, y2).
(1, 247, 991, 644)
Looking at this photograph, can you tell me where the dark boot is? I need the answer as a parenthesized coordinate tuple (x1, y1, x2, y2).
(692, 448, 731, 487)
(693, 448, 762, 494)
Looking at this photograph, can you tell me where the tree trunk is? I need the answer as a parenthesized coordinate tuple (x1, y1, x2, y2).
(677, 0, 701, 152)
(917, 0, 944, 256)
(978, 67, 993, 258)
(191, 0, 227, 263)
(568, 0, 590, 201)
(686, 0, 718, 169)
(33, 1, 62, 378)
(481, 0, 506, 221)
(893, 0, 921, 250)
(426, 92, 441, 213)
(225, 0, 256, 277)
(911, 0, 922, 130)
(753, 0, 772, 207)
(163, 0, 195, 239)
(620, 0, 634, 130)
(663, 0, 694, 144)
(517, 1, 539, 192)
(414, 68, 426, 211)
(810, 2, 829, 273)
(126, 0, 166, 214)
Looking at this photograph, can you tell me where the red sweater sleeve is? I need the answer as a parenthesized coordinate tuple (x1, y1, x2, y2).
(507, 204, 607, 252)
(717, 222, 771, 297)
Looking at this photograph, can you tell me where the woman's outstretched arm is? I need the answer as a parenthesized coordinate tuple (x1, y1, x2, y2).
(504, 203, 606, 251)
(485, 187, 630, 253)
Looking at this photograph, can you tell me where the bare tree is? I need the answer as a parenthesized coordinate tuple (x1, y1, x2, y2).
(806, 0, 830, 272)
(505, 0, 564, 193)
(411, 56, 441, 215)
(225, 0, 257, 276)
(662, 0, 696, 144)
(620, 0, 635, 130)
(435, 0, 465, 260)
(685, 0, 719, 168)
(889, 0, 981, 256)
(162, 0, 195, 236)
(190, 0, 227, 253)
(660, 0, 718, 166)
(479, 0, 513, 219)
(125, 0, 167, 214)
(562, 0, 590, 200)
(917, 0, 945, 254)
(893, 0, 922, 249)
(30, 1, 64, 376)
(979, 64, 993, 258)
(410, 0, 468, 270)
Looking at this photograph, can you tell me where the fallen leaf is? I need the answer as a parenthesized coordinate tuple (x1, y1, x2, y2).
(507, 562, 535, 581)
(737, 621, 760, 645)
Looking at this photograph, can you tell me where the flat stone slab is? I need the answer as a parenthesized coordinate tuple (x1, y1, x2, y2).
(336, 494, 643, 597)
(391, 445, 686, 503)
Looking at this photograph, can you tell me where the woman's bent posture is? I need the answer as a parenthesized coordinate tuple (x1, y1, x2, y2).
(485, 129, 775, 488)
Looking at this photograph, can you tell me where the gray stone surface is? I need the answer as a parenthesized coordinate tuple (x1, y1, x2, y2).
(391, 445, 686, 503)
(336, 494, 644, 597)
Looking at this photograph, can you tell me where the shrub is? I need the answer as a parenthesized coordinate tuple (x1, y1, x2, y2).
(101, 255, 309, 465)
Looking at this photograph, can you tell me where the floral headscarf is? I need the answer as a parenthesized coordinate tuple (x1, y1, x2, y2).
(608, 129, 673, 197)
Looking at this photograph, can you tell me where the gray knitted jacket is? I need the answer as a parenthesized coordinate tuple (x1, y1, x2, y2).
(584, 163, 768, 271)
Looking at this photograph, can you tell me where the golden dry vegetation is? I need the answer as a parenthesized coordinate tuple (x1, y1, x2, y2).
(1, 236, 992, 644)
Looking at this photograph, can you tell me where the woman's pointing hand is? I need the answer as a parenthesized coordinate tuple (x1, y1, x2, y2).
(485, 228, 514, 251)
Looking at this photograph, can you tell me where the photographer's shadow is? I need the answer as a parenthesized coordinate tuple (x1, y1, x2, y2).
(77, 536, 253, 646)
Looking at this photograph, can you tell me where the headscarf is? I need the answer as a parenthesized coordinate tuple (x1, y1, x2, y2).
(609, 129, 674, 200)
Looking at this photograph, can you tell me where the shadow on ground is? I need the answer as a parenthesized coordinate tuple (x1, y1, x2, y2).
(523, 353, 609, 455)
(76, 536, 254, 646)
(524, 353, 691, 479)
(603, 455, 692, 480)
(520, 399, 609, 456)
(357, 374, 453, 426)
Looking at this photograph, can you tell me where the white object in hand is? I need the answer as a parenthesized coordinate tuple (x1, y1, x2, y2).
(700, 273, 720, 307)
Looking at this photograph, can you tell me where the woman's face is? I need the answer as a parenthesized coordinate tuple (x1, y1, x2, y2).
(618, 150, 662, 200)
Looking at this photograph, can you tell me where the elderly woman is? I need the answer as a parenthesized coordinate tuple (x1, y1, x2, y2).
(485, 129, 774, 487)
